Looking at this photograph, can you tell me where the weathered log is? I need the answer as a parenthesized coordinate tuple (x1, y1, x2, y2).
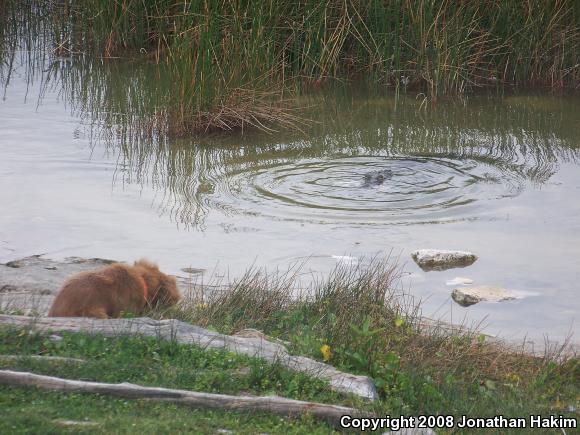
(0, 315, 378, 401)
(0, 370, 367, 426)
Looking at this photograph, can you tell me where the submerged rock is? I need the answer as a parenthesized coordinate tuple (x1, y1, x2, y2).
(451, 285, 517, 307)
(411, 249, 478, 271)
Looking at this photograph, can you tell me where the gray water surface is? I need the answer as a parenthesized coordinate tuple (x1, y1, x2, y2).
(1, 54, 579, 345)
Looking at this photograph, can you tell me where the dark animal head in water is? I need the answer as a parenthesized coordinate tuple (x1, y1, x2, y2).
(363, 169, 393, 187)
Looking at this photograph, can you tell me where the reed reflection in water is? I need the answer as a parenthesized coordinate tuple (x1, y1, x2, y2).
(107, 93, 579, 228)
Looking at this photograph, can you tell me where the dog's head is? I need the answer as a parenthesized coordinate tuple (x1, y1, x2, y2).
(154, 273, 181, 307)
(135, 259, 181, 308)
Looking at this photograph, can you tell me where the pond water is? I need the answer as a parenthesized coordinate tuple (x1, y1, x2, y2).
(1, 52, 579, 345)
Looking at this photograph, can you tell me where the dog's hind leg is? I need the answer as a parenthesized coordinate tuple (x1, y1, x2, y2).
(83, 307, 108, 319)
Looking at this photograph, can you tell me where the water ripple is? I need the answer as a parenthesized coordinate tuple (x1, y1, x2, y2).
(213, 155, 523, 224)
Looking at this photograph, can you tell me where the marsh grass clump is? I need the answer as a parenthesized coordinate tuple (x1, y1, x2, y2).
(164, 258, 579, 418)
(175, 264, 301, 332)
(170, 88, 309, 136)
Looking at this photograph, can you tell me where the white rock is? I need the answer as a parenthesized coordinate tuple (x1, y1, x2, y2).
(452, 285, 517, 306)
(411, 249, 478, 271)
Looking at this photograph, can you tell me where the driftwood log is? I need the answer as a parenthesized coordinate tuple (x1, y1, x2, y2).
(0, 370, 366, 426)
(0, 315, 378, 401)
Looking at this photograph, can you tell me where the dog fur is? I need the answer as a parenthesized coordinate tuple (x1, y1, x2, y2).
(48, 259, 180, 318)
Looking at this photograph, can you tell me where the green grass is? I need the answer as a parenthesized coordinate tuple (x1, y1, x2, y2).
(0, 328, 345, 434)
(0, 388, 334, 434)
(0, 328, 346, 404)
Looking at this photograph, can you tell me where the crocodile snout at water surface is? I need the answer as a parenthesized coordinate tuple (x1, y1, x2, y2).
(362, 169, 393, 187)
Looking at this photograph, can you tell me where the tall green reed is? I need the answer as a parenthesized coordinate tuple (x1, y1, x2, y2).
(2, 0, 579, 136)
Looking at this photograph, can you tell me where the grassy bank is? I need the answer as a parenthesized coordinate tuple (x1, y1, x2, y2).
(167, 260, 579, 429)
(0, 260, 578, 433)
(3, 1, 580, 136)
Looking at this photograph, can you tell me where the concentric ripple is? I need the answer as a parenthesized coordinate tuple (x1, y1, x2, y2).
(215, 156, 523, 224)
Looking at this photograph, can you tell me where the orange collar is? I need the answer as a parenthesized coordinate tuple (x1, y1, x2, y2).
(137, 276, 149, 301)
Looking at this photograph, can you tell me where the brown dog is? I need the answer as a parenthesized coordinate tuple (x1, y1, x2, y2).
(48, 259, 180, 318)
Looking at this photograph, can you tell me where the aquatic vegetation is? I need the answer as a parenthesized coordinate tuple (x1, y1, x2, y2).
(2, 0, 579, 136)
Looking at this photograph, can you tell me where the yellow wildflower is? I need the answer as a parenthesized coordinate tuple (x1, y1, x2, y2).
(320, 344, 332, 362)
(506, 373, 521, 384)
